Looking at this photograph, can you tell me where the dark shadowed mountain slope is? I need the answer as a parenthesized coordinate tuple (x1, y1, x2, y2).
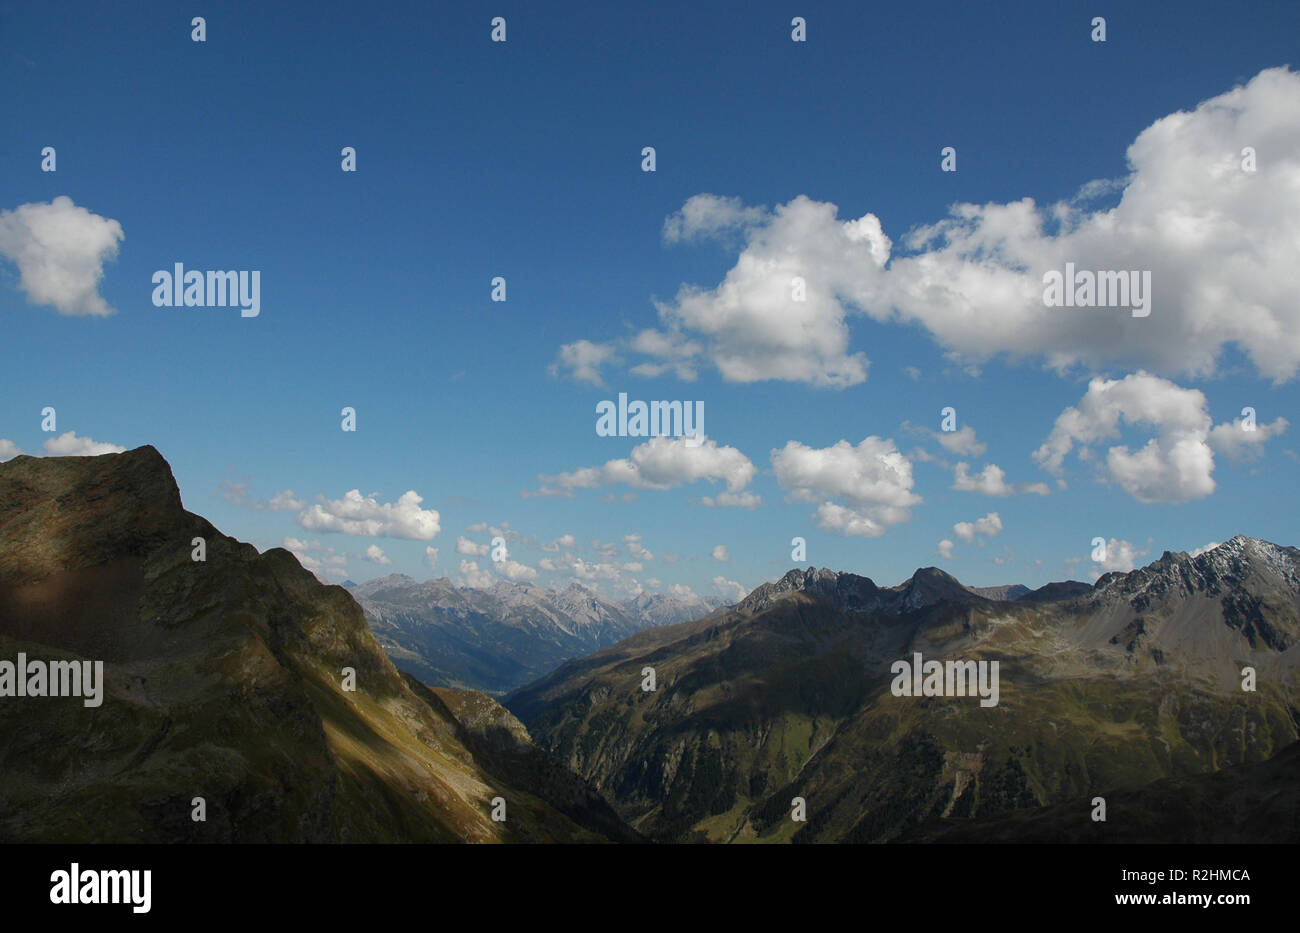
(508, 547, 1300, 843)
(0, 446, 633, 843)
(899, 739, 1300, 843)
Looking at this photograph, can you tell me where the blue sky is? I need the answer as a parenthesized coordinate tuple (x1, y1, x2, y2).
(2, 0, 1297, 601)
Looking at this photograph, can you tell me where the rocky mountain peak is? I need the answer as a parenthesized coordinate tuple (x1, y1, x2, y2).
(0, 445, 191, 586)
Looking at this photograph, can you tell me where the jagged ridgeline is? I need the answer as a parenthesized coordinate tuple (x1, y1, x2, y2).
(0, 446, 638, 843)
(506, 550, 1300, 843)
(353, 574, 724, 696)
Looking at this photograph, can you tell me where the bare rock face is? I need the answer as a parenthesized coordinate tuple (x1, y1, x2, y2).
(0, 446, 629, 843)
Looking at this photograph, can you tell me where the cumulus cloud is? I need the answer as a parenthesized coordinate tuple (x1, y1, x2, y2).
(299, 489, 441, 540)
(425, 546, 439, 570)
(456, 536, 489, 556)
(952, 462, 1015, 497)
(535, 435, 756, 497)
(626, 329, 702, 381)
(771, 436, 921, 537)
(698, 490, 763, 509)
(662, 193, 767, 244)
(364, 544, 391, 565)
(711, 544, 729, 562)
(1190, 541, 1221, 557)
(935, 426, 987, 457)
(1208, 413, 1289, 462)
(269, 490, 306, 511)
(1091, 538, 1144, 577)
(711, 576, 747, 601)
(0, 196, 123, 316)
(550, 339, 617, 386)
(953, 512, 1003, 542)
(878, 68, 1300, 381)
(42, 431, 125, 456)
(458, 559, 494, 588)
(1034, 372, 1281, 503)
(936, 539, 956, 559)
(560, 69, 1300, 387)
(541, 533, 577, 552)
(0, 439, 24, 462)
(649, 195, 882, 387)
(494, 558, 538, 582)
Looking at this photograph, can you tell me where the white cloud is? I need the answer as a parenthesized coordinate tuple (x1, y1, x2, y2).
(1091, 538, 1143, 577)
(537, 435, 756, 497)
(669, 583, 697, 598)
(648, 195, 882, 387)
(699, 490, 763, 509)
(569, 557, 623, 582)
(364, 544, 392, 565)
(465, 522, 488, 532)
(269, 490, 306, 511)
(1208, 414, 1289, 462)
(549, 339, 617, 386)
(541, 533, 577, 552)
(456, 536, 489, 556)
(711, 544, 729, 562)
(876, 68, 1300, 383)
(952, 462, 1015, 497)
(936, 539, 955, 559)
(299, 488, 441, 540)
(1033, 372, 1280, 503)
(564, 69, 1300, 388)
(425, 546, 439, 570)
(1190, 541, 1221, 557)
(935, 426, 987, 457)
(624, 534, 653, 560)
(494, 558, 538, 582)
(772, 436, 921, 537)
(0, 196, 123, 316)
(626, 329, 702, 381)
(953, 512, 1003, 542)
(711, 576, 747, 601)
(662, 193, 767, 244)
(0, 439, 23, 462)
(42, 431, 125, 456)
(459, 559, 494, 588)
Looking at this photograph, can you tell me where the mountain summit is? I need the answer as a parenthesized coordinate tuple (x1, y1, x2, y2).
(737, 565, 986, 616)
(0, 446, 634, 843)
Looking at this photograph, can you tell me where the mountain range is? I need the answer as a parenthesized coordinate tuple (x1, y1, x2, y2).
(3, 445, 1296, 844)
(507, 541, 1300, 842)
(351, 574, 725, 694)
